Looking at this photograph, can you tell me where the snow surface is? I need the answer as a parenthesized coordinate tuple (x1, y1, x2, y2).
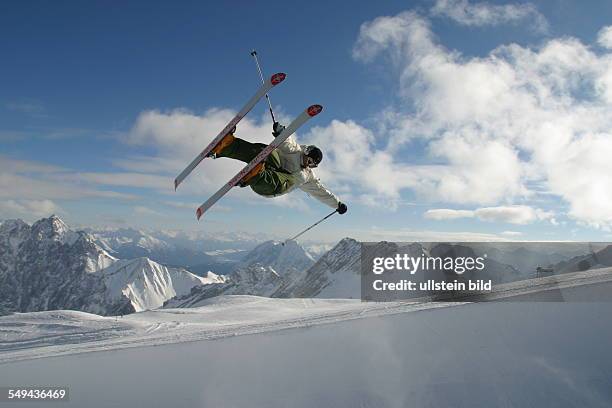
(2, 301, 612, 407)
(0, 296, 460, 364)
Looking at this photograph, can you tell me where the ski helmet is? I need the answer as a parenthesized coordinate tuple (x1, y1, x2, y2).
(304, 145, 323, 167)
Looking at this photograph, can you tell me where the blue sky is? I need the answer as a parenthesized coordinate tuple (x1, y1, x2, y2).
(2, 0, 612, 242)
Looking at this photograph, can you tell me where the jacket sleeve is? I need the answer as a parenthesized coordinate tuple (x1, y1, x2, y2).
(277, 135, 301, 154)
(299, 174, 340, 209)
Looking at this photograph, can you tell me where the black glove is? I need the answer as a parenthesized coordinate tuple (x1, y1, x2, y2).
(272, 122, 286, 137)
(337, 202, 347, 215)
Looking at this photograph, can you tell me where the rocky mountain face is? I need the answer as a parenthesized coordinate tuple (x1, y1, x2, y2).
(102, 257, 225, 312)
(167, 239, 427, 304)
(424, 243, 523, 287)
(553, 245, 612, 274)
(164, 240, 316, 307)
(0, 216, 130, 316)
(165, 238, 546, 306)
(272, 238, 364, 298)
(0, 216, 215, 316)
(274, 240, 430, 298)
(469, 244, 570, 275)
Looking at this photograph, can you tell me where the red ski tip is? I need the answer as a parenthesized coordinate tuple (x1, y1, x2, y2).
(271, 73, 286, 85)
(196, 208, 204, 220)
(307, 104, 323, 117)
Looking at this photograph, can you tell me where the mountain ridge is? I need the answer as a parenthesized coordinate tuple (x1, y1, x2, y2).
(0, 216, 217, 315)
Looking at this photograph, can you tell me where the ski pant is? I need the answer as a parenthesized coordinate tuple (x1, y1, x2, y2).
(216, 137, 295, 197)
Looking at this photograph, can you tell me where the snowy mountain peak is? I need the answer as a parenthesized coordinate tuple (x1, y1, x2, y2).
(163, 240, 318, 305)
(202, 271, 227, 283)
(0, 216, 221, 316)
(94, 227, 169, 251)
(102, 257, 214, 312)
(0, 218, 29, 234)
(238, 239, 314, 275)
(330, 237, 360, 253)
(31, 215, 79, 246)
(0, 219, 31, 256)
(272, 237, 363, 298)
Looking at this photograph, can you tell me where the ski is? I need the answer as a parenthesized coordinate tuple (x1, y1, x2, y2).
(174, 72, 286, 190)
(196, 104, 323, 220)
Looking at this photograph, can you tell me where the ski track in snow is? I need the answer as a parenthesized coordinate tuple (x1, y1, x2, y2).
(0, 296, 463, 364)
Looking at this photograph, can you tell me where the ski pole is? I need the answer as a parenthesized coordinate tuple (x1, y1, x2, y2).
(282, 209, 338, 245)
(250, 49, 277, 123)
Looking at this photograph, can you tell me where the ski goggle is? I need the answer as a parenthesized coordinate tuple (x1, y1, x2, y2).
(305, 156, 318, 168)
(304, 146, 322, 168)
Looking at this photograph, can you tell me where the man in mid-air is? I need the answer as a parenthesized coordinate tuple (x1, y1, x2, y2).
(209, 122, 347, 215)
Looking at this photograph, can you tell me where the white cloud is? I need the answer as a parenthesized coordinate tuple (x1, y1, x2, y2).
(161, 200, 231, 213)
(0, 156, 137, 203)
(425, 205, 555, 225)
(73, 172, 171, 190)
(110, 155, 185, 175)
(501, 230, 522, 236)
(127, 108, 277, 159)
(474, 205, 552, 224)
(424, 134, 525, 204)
(1, 155, 65, 173)
(597, 26, 612, 49)
(363, 227, 509, 242)
(431, 0, 548, 32)
(133, 206, 162, 217)
(424, 209, 475, 220)
(0, 199, 60, 218)
(353, 11, 612, 229)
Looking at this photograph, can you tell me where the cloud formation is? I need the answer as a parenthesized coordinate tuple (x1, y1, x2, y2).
(353, 11, 612, 229)
(424, 205, 555, 225)
(0, 155, 151, 224)
(0, 199, 60, 218)
(597, 26, 612, 49)
(431, 0, 548, 32)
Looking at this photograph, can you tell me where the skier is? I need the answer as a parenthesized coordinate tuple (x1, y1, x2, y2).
(208, 122, 348, 215)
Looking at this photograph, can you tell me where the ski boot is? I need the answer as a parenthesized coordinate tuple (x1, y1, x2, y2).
(207, 126, 236, 159)
(238, 162, 265, 187)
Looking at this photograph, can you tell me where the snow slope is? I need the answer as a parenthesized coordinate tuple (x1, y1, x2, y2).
(0, 296, 456, 363)
(4, 302, 611, 408)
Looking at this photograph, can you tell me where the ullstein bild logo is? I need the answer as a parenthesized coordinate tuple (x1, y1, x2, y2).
(371, 253, 486, 275)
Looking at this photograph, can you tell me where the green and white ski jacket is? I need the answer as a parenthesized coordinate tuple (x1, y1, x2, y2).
(275, 135, 340, 209)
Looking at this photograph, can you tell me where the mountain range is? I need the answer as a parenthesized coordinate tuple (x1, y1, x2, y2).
(0, 216, 223, 315)
(2, 216, 610, 316)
